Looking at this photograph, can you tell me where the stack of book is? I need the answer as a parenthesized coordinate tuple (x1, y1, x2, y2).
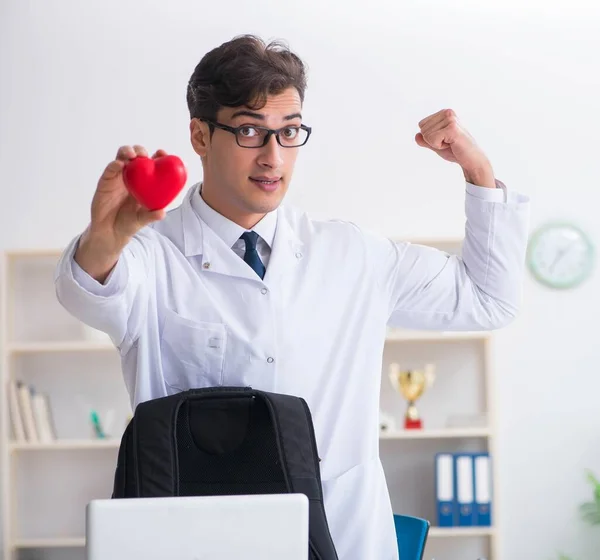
(7, 380, 56, 443)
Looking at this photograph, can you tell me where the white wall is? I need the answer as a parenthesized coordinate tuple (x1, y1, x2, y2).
(2, 0, 600, 558)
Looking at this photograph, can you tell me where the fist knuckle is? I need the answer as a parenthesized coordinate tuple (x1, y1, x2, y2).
(446, 121, 459, 134)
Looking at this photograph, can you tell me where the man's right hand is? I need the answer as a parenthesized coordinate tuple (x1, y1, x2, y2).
(74, 145, 167, 283)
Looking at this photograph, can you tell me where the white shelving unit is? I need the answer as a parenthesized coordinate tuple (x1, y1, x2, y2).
(1, 249, 131, 560)
(1, 239, 500, 559)
(379, 238, 499, 560)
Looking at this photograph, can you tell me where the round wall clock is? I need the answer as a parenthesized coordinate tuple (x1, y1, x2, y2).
(527, 222, 595, 289)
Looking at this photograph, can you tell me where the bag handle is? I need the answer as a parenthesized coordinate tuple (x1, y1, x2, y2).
(184, 386, 256, 399)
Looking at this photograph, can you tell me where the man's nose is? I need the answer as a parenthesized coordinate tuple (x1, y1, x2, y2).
(257, 133, 284, 169)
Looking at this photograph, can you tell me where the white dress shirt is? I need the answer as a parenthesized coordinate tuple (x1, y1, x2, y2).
(55, 179, 529, 560)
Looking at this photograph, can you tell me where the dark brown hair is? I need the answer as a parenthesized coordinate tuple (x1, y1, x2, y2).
(186, 34, 308, 122)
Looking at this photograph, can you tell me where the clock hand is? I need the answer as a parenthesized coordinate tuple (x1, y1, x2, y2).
(548, 242, 575, 274)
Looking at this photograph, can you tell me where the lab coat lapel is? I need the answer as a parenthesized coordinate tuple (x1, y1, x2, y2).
(180, 190, 261, 283)
(200, 225, 261, 283)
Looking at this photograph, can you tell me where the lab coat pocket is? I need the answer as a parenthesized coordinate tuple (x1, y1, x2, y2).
(160, 308, 227, 392)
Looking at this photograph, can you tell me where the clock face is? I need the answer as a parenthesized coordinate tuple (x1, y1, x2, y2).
(527, 223, 595, 289)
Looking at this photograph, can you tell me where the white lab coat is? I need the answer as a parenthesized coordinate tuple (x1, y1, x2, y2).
(55, 180, 530, 560)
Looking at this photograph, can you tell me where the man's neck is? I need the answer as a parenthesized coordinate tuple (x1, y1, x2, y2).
(199, 186, 265, 230)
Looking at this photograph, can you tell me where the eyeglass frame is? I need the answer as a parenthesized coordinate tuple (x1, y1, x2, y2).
(198, 118, 312, 148)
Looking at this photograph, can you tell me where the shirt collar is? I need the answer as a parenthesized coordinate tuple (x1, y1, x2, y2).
(190, 183, 277, 249)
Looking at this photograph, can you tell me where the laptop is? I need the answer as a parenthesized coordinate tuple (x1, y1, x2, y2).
(86, 493, 309, 560)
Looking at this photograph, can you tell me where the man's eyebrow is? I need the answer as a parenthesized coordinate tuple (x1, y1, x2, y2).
(229, 110, 303, 121)
(230, 110, 265, 120)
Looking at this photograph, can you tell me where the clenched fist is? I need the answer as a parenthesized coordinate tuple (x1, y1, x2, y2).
(415, 109, 496, 189)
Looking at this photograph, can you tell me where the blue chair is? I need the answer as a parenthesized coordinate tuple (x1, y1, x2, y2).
(393, 514, 430, 560)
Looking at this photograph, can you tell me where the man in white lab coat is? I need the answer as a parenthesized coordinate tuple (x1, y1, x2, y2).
(55, 34, 530, 559)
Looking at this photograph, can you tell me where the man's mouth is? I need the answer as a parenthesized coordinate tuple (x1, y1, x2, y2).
(250, 176, 282, 191)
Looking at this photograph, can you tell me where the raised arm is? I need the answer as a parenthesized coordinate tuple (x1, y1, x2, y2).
(55, 145, 166, 348)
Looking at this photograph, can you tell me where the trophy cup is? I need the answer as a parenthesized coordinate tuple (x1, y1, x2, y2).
(388, 362, 435, 430)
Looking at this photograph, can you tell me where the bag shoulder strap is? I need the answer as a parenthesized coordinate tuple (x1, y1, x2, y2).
(259, 391, 339, 560)
(132, 393, 182, 497)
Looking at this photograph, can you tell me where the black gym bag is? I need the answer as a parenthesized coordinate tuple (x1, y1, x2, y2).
(112, 386, 339, 560)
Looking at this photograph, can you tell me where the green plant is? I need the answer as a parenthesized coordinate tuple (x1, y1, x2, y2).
(555, 470, 600, 560)
(579, 470, 600, 525)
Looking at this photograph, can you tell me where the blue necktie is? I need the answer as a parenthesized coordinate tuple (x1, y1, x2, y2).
(240, 231, 266, 280)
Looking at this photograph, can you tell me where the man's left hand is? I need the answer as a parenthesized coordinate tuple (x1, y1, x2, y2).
(415, 109, 496, 189)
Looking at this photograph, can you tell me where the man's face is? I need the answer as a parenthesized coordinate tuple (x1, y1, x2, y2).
(191, 87, 304, 228)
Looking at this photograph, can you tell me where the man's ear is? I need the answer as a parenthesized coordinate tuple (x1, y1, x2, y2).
(190, 118, 211, 157)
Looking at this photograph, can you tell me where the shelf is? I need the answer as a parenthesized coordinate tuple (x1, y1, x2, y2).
(428, 526, 495, 538)
(9, 439, 121, 452)
(8, 333, 490, 350)
(5, 249, 63, 259)
(7, 341, 115, 354)
(13, 537, 85, 548)
(385, 329, 490, 342)
(379, 427, 491, 440)
(10, 529, 494, 549)
(9, 333, 490, 349)
(12, 530, 494, 549)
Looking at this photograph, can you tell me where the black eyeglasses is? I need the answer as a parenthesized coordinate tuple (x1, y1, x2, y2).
(200, 119, 312, 148)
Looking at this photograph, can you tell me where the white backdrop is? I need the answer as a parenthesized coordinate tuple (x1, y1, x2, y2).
(2, 0, 600, 558)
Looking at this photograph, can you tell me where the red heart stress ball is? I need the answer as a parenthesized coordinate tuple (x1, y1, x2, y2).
(123, 154, 187, 211)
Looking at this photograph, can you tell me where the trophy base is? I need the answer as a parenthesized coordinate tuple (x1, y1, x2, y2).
(404, 418, 423, 430)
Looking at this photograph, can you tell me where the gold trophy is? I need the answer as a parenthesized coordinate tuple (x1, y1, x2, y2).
(388, 362, 435, 430)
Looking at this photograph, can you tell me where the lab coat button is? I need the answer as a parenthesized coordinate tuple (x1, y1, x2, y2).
(203, 262, 211, 269)
(267, 357, 274, 363)
(261, 288, 268, 295)
(295, 252, 303, 259)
